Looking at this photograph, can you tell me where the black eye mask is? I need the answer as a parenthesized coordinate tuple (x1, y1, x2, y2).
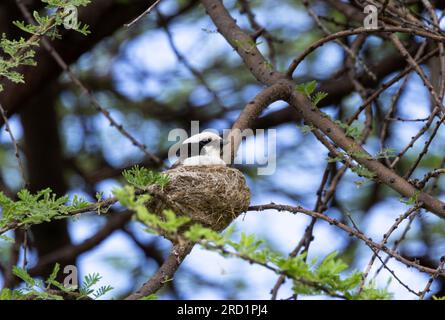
(176, 139, 212, 158)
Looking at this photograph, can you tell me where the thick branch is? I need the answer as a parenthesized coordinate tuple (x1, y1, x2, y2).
(201, 0, 445, 219)
(125, 241, 194, 300)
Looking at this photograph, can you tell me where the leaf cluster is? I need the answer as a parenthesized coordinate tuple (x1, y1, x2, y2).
(0, 0, 91, 92)
(0, 264, 112, 300)
(295, 80, 328, 107)
(184, 224, 390, 300)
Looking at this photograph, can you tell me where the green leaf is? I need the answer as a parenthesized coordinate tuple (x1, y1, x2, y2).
(47, 263, 60, 285)
(312, 91, 328, 106)
(400, 190, 420, 205)
(296, 80, 317, 98)
(122, 166, 169, 189)
(13, 267, 35, 287)
(93, 285, 114, 299)
(0, 234, 14, 243)
(140, 294, 157, 300)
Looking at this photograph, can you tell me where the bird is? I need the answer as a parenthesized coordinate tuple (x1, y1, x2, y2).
(143, 131, 250, 234)
(173, 132, 229, 168)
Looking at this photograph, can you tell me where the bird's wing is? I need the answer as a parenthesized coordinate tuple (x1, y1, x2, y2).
(182, 155, 226, 166)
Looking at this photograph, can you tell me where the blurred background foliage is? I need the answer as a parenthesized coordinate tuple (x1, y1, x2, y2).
(0, 0, 445, 299)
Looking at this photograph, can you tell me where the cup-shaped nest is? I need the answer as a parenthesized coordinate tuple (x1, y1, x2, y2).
(147, 165, 251, 232)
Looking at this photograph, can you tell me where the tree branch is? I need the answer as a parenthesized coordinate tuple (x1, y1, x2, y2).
(202, 0, 445, 219)
(125, 241, 195, 300)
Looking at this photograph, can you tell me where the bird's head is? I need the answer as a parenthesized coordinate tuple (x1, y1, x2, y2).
(178, 132, 228, 159)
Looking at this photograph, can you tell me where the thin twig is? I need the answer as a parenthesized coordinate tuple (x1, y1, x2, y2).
(419, 256, 445, 299)
(15, 0, 162, 167)
(249, 203, 444, 276)
(0, 102, 28, 187)
(124, 0, 162, 28)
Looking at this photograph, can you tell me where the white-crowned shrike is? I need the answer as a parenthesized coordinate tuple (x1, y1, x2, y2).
(173, 132, 229, 167)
